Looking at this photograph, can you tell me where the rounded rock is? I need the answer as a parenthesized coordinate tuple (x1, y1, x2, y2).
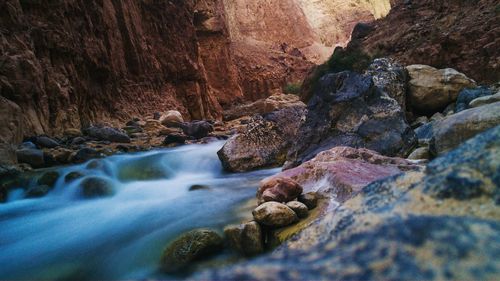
(298, 192, 318, 210)
(257, 177, 303, 204)
(252, 202, 298, 227)
(286, 201, 309, 218)
(79, 177, 114, 198)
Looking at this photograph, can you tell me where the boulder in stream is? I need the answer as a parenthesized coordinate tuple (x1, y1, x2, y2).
(252, 202, 298, 227)
(79, 177, 114, 198)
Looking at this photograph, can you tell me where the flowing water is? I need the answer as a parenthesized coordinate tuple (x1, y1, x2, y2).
(0, 141, 279, 280)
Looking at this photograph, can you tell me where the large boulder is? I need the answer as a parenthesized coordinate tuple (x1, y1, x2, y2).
(160, 229, 223, 273)
(197, 125, 500, 281)
(223, 94, 305, 121)
(365, 58, 408, 111)
(159, 110, 184, 127)
(218, 105, 306, 172)
(252, 202, 298, 228)
(257, 177, 303, 205)
(84, 125, 130, 143)
(407, 65, 476, 114)
(430, 101, 500, 156)
(16, 148, 45, 168)
(285, 71, 416, 168)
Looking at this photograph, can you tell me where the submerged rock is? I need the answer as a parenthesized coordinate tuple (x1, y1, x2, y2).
(160, 229, 223, 273)
(196, 125, 500, 281)
(64, 171, 84, 183)
(224, 221, 264, 256)
(252, 202, 298, 227)
(257, 177, 303, 204)
(117, 155, 170, 182)
(285, 71, 415, 168)
(79, 177, 114, 198)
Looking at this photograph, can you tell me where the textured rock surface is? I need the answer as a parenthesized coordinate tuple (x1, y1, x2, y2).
(430, 102, 500, 156)
(218, 105, 306, 172)
(252, 202, 298, 228)
(470, 92, 500, 108)
(257, 177, 303, 205)
(286, 71, 416, 168)
(224, 221, 264, 256)
(407, 65, 476, 114)
(197, 125, 500, 280)
(455, 87, 493, 112)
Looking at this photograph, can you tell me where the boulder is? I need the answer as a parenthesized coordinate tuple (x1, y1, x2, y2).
(407, 65, 476, 114)
(160, 229, 223, 273)
(224, 221, 264, 256)
(71, 148, 102, 163)
(455, 87, 493, 112)
(181, 121, 213, 139)
(45, 148, 74, 164)
(430, 102, 500, 156)
(70, 137, 87, 146)
(279, 146, 419, 201)
(197, 125, 500, 281)
(257, 177, 303, 204)
(252, 202, 298, 227)
(469, 92, 500, 108)
(365, 58, 408, 111)
(32, 136, 60, 148)
(159, 110, 184, 127)
(286, 201, 308, 218)
(37, 171, 60, 187)
(84, 126, 130, 143)
(163, 133, 188, 146)
(297, 192, 318, 210)
(285, 71, 416, 168)
(64, 171, 84, 183)
(223, 94, 305, 121)
(218, 105, 306, 172)
(79, 177, 114, 198)
(64, 128, 82, 138)
(16, 148, 45, 168)
(25, 185, 52, 198)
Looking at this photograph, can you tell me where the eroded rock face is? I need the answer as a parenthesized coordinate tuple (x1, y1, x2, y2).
(407, 65, 476, 114)
(197, 125, 500, 281)
(286, 71, 416, 168)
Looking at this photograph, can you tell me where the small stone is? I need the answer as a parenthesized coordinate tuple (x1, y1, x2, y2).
(286, 201, 309, 218)
(298, 192, 318, 210)
(252, 202, 298, 227)
(79, 177, 114, 198)
(160, 229, 223, 273)
(257, 177, 303, 204)
(189, 184, 210, 191)
(37, 171, 60, 187)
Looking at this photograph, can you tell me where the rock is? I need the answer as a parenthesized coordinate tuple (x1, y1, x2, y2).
(285, 71, 416, 168)
(407, 146, 430, 160)
(46, 148, 73, 164)
(410, 116, 428, 129)
(25, 185, 52, 198)
(117, 154, 170, 182)
(469, 92, 500, 108)
(163, 133, 188, 146)
(189, 184, 210, 191)
(257, 177, 303, 204)
(298, 192, 318, 210)
(32, 136, 60, 148)
(218, 105, 306, 172)
(181, 121, 214, 139)
(159, 127, 182, 136)
(71, 148, 102, 163)
(414, 122, 434, 146)
(160, 110, 184, 127)
(279, 146, 419, 201)
(252, 202, 298, 227)
(19, 142, 37, 150)
(430, 102, 500, 156)
(160, 229, 224, 273)
(455, 87, 493, 112)
(197, 126, 500, 281)
(365, 58, 408, 111)
(430, 112, 444, 122)
(286, 201, 308, 218)
(16, 148, 45, 168)
(64, 171, 84, 183)
(223, 94, 305, 121)
(84, 126, 130, 143)
(407, 65, 476, 114)
(79, 177, 114, 198)
(70, 137, 87, 146)
(0, 97, 23, 165)
(224, 221, 264, 256)
(64, 128, 82, 138)
(37, 171, 60, 187)
(122, 125, 143, 135)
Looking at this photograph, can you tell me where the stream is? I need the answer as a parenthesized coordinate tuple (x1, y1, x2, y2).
(0, 141, 279, 280)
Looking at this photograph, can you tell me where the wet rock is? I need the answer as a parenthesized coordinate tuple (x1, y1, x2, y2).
(257, 177, 303, 204)
(189, 184, 210, 191)
(160, 229, 223, 273)
(84, 125, 130, 143)
(25, 185, 52, 198)
(469, 92, 500, 108)
(279, 146, 419, 201)
(407, 146, 430, 160)
(365, 58, 408, 110)
(252, 202, 298, 227)
(163, 133, 188, 146)
(64, 171, 84, 183)
(79, 177, 114, 198)
(218, 106, 306, 172)
(455, 86, 493, 112)
(286, 201, 308, 218)
(407, 65, 476, 114)
(72, 148, 102, 163)
(430, 102, 500, 156)
(32, 136, 60, 148)
(197, 125, 500, 281)
(285, 71, 416, 168)
(16, 148, 45, 168)
(224, 221, 264, 256)
(182, 121, 213, 139)
(117, 154, 170, 182)
(37, 171, 60, 187)
(298, 192, 318, 210)
(160, 110, 184, 127)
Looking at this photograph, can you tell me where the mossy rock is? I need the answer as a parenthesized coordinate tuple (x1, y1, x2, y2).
(160, 229, 224, 273)
(79, 177, 115, 198)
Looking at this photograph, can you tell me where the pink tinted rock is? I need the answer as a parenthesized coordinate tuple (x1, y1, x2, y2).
(257, 177, 303, 204)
